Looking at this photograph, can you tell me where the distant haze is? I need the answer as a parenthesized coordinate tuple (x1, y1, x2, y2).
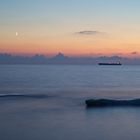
(0, 53, 140, 65)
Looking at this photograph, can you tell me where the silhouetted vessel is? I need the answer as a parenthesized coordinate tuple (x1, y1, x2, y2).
(98, 62, 122, 65)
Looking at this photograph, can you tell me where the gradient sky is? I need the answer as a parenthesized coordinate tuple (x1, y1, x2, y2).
(1, 0, 140, 57)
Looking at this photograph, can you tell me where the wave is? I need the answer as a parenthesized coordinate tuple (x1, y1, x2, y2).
(85, 99, 140, 107)
(0, 93, 51, 99)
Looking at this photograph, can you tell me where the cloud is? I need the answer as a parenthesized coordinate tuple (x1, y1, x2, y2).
(131, 51, 138, 55)
(75, 30, 102, 35)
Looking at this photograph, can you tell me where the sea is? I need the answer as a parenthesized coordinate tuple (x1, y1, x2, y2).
(1, 65, 140, 140)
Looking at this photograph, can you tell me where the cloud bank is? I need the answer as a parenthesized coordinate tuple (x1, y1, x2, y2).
(131, 51, 138, 55)
(0, 53, 140, 65)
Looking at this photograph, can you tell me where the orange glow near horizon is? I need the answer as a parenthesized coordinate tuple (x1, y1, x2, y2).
(1, 24, 140, 58)
(1, 40, 140, 58)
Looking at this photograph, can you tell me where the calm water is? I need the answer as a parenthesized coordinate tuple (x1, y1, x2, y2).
(1, 65, 140, 140)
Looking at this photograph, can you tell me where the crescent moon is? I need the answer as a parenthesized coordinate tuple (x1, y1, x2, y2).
(16, 32, 18, 36)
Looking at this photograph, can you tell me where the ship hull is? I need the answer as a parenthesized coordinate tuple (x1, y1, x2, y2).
(98, 63, 122, 65)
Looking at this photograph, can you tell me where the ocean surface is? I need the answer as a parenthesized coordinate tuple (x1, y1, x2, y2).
(1, 65, 140, 140)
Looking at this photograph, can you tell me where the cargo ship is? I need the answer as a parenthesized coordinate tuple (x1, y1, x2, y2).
(98, 62, 122, 65)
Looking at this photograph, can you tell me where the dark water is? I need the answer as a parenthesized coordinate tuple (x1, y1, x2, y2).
(1, 65, 140, 140)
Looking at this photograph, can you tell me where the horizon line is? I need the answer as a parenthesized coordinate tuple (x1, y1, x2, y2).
(0, 52, 140, 59)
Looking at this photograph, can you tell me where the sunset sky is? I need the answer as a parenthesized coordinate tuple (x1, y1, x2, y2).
(1, 0, 140, 57)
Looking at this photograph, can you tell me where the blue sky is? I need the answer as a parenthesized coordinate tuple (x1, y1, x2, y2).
(1, 0, 140, 25)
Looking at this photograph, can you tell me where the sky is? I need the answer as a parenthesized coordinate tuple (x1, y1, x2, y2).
(1, 0, 140, 57)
